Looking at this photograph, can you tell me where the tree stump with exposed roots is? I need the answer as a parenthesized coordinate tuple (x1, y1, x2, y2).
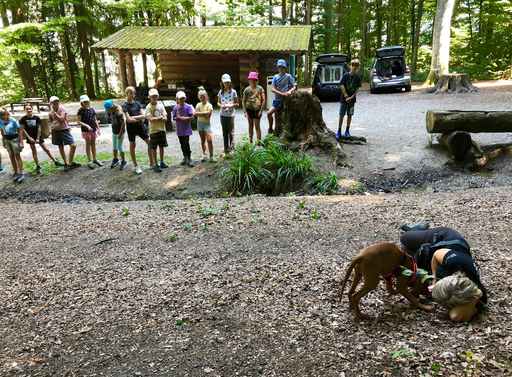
(274, 91, 346, 164)
(425, 73, 478, 94)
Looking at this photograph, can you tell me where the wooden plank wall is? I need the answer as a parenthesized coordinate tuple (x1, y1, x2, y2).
(239, 53, 291, 93)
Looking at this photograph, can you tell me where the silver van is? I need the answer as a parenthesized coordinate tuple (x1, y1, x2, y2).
(370, 46, 411, 93)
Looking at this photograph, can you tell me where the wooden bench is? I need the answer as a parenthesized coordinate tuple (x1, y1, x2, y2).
(10, 98, 51, 114)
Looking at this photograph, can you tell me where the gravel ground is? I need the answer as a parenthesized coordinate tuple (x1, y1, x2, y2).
(1, 187, 512, 376)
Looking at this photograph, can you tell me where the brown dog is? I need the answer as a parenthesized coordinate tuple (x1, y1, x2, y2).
(340, 242, 433, 318)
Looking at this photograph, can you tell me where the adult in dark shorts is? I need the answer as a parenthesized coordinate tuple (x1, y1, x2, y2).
(122, 86, 151, 175)
(48, 96, 80, 171)
(20, 104, 62, 173)
(401, 226, 487, 322)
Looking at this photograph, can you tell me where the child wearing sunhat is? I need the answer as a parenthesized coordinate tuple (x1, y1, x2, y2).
(242, 71, 266, 144)
(77, 94, 102, 169)
(217, 73, 239, 157)
(267, 59, 296, 134)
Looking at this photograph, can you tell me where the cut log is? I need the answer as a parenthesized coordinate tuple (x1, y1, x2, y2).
(436, 131, 483, 158)
(424, 73, 478, 94)
(426, 110, 512, 133)
(275, 91, 346, 164)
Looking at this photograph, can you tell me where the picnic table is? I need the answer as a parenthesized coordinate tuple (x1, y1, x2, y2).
(10, 98, 51, 114)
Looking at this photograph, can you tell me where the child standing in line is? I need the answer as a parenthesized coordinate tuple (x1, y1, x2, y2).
(267, 59, 296, 134)
(217, 73, 239, 157)
(145, 89, 168, 173)
(104, 100, 128, 170)
(0, 106, 25, 182)
(194, 86, 216, 163)
(337, 59, 362, 139)
(77, 94, 103, 169)
(20, 104, 63, 173)
(48, 96, 80, 171)
(172, 91, 195, 167)
(242, 72, 266, 144)
(122, 86, 152, 174)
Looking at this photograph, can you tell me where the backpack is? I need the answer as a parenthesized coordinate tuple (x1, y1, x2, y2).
(414, 233, 470, 272)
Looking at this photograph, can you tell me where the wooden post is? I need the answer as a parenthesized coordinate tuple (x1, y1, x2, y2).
(426, 110, 512, 133)
(126, 52, 136, 87)
(117, 50, 128, 93)
(141, 53, 149, 88)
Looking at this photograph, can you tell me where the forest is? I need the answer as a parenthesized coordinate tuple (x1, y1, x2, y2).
(0, 0, 510, 103)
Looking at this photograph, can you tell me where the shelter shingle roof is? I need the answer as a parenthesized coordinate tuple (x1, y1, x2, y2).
(93, 26, 312, 53)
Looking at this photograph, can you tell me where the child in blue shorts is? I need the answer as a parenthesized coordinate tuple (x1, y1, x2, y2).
(194, 86, 216, 162)
(0, 106, 25, 182)
(267, 59, 296, 134)
(337, 59, 362, 139)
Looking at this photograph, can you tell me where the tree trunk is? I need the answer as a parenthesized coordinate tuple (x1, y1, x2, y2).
(74, 0, 96, 99)
(437, 131, 474, 158)
(424, 73, 478, 94)
(269, 0, 273, 25)
(57, 3, 78, 100)
(142, 54, 149, 87)
(375, 0, 382, 48)
(92, 41, 101, 94)
(411, 0, 424, 73)
(275, 91, 345, 164)
(336, 0, 344, 53)
(324, 0, 333, 53)
(425, 0, 456, 85)
(387, 0, 394, 45)
(303, 0, 312, 86)
(101, 51, 110, 96)
(426, 110, 512, 134)
(360, 0, 367, 79)
(282, 0, 286, 24)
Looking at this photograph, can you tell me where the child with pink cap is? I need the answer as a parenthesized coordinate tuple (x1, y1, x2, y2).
(242, 72, 266, 144)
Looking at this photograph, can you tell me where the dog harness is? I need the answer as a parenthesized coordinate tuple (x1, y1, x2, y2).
(381, 249, 419, 287)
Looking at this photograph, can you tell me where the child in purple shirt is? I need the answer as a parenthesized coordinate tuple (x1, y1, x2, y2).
(172, 91, 195, 167)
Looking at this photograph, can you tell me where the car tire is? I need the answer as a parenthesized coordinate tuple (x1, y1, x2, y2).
(370, 86, 377, 94)
(405, 85, 411, 92)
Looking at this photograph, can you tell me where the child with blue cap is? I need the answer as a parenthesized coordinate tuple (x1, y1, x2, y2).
(267, 59, 296, 134)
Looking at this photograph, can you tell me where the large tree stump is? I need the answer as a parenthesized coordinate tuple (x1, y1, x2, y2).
(424, 73, 478, 94)
(275, 91, 345, 164)
(426, 110, 512, 133)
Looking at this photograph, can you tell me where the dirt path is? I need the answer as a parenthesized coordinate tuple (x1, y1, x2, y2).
(1, 187, 511, 376)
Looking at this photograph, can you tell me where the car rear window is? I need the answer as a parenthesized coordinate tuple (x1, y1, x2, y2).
(318, 65, 346, 84)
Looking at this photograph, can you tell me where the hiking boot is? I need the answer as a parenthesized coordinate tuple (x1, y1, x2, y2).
(0, 164, 3, 172)
(188, 158, 195, 167)
(54, 160, 65, 167)
(210, 156, 218, 163)
(36, 165, 42, 174)
(135, 166, 142, 174)
(180, 157, 188, 166)
(160, 161, 168, 168)
(345, 130, 351, 138)
(119, 161, 128, 170)
(17, 172, 26, 183)
(336, 129, 341, 139)
(201, 154, 207, 162)
(110, 158, 120, 168)
(69, 162, 81, 168)
(400, 222, 430, 232)
(154, 163, 162, 172)
(12, 172, 19, 181)
(64, 164, 70, 172)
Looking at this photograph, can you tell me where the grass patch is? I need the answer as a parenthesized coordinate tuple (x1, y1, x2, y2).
(308, 171, 339, 195)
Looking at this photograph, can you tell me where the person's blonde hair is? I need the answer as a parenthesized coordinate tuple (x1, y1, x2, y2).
(432, 272, 482, 310)
(198, 86, 208, 100)
(350, 59, 360, 67)
(110, 103, 123, 115)
(0, 106, 10, 118)
(125, 86, 136, 98)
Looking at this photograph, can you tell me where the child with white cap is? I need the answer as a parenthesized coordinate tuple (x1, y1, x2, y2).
(267, 59, 296, 134)
(77, 94, 102, 169)
(217, 73, 239, 157)
(145, 88, 168, 172)
(172, 91, 195, 167)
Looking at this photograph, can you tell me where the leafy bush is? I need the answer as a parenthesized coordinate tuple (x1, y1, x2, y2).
(220, 136, 316, 195)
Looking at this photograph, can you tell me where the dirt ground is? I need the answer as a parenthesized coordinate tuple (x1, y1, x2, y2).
(1, 81, 512, 376)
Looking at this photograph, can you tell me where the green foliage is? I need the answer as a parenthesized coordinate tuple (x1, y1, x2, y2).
(391, 349, 414, 359)
(220, 137, 316, 196)
(308, 171, 339, 195)
(430, 364, 443, 375)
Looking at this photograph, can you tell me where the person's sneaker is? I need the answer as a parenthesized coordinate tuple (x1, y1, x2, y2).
(88, 161, 95, 169)
(149, 163, 156, 169)
(17, 172, 26, 183)
(135, 166, 142, 174)
(180, 157, 188, 166)
(400, 222, 430, 232)
(188, 158, 195, 167)
(336, 129, 341, 138)
(0, 164, 3, 172)
(64, 164, 70, 172)
(54, 160, 65, 167)
(345, 130, 351, 138)
(210, 155, 218, 163)
(154, 163, 162, 172)
(93, 159, 103, 167)
(227, 150, 234, 156)
(36, 165, 42, 174)
(69, 162, 81, 168)
(201, 154, 207, 162)
(119, 161, 128, 170)
(160, 161, 168, 168)
(110, 158, 120, 168)
(219, 151, 226, 158)
(12, 172, 19, 181)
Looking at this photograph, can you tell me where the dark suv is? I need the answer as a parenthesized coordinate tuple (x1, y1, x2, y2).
(369, 46, 411, 93)
(312, 53, 350, 100)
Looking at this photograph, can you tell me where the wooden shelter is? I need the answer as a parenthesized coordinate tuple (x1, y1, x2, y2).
(93, 26, 313, 100)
